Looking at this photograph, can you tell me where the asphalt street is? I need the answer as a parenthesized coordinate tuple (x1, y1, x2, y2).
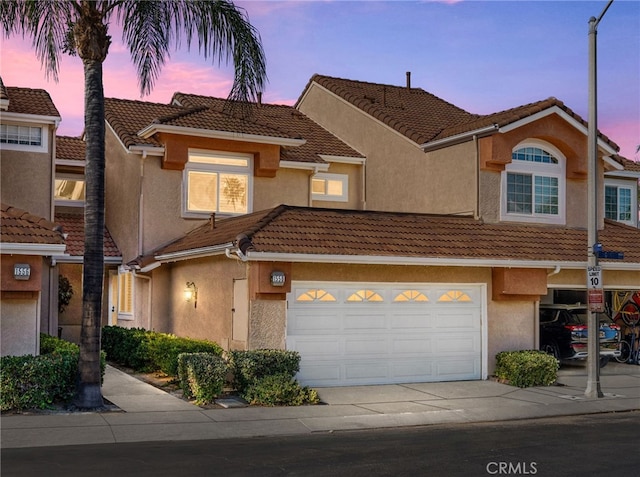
(2, 411, 638, 477)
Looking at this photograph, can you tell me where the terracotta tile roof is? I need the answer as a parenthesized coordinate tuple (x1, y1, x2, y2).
(173, 93, 363, 163)
(152, 205, 640, 266)
(54, 213, 121, 258)
(300, 74, 477, 145)
(1, 203, 65, 245)
(2, 84, 60, 117)
(105, 98, 182, 148)
(611, 155, 640, 172)
(303, 74, 620, 152)
(56, 136, 86, 161)
(0, 77, 8, 102)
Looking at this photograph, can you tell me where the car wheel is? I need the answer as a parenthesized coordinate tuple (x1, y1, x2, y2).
(541, 342, 560, 360)
(599, 356, 609, 368)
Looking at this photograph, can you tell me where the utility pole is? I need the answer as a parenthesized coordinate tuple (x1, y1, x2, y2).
(585, 0, 613, 399)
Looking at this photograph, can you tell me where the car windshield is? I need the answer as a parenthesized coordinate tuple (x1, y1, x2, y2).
(565, 310, 588, 325)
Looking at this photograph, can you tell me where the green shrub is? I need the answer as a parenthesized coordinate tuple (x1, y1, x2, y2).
(149, 334, 223, 376)
(177, 353, 228, 405)
(495, 350, 559, 388)
(0, 331, 108, 412)
(230, 349, 301, 392)
(102, 326, 223, 376)
(241, 373, 320, 406)
(101, 325, 153, 371)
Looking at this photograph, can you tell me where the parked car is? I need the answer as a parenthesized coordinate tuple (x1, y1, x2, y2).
(539, 304, 621, 367)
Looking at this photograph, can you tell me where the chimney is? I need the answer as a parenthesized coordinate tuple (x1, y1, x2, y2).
(406, 71, 411, 89)
(257, 92, 262, 107)
(209, 213, 215, 230)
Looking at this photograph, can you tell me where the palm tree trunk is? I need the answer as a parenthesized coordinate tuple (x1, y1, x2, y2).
(74, 57, 106, 409)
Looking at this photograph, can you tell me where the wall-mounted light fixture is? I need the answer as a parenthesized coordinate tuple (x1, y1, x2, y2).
(184, 282, 198, 308)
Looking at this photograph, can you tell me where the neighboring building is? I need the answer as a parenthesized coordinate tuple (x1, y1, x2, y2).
(0, 78, 62, 344)
(103, 75, 639, 387)
(1, 78, 121, 349)
(1, 204, 66, 356)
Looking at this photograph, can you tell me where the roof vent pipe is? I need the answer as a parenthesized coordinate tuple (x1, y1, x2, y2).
(257, 92, 262, 107)
(406, 71, 411, 89)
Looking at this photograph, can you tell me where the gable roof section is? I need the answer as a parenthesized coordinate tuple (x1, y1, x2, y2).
(172, 93, 364, 164)
(149, 205, 640, 269)
(1, 203, 66, 255)
(301, 74, 620, 153)
(299, 74, 477, 145)
(1, 83, 60, 118)
(54, 213, 121, 261)
(56, 136, 86, 162)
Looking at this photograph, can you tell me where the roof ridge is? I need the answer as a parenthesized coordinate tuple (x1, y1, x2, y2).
(153, 105, 209, 124)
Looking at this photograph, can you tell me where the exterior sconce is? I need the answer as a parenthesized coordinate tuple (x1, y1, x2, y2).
(184, 282, 198, 308)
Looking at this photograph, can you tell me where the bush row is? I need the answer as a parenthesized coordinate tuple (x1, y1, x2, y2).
(495, 350, 558, 388)
(1, 334, 106, 412)
(101, 325, 223, 376)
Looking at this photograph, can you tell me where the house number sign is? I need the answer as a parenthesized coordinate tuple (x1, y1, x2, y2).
(270, 271, 286, 287)
(13, 263, 31, 280)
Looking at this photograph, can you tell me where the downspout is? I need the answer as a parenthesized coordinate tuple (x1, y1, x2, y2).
(308, 166, 320, 206)
(138, 152, 146, 256)
(539, 266, 562, 351)
(362, 160, 367, 210)
(49, 121, 59, 337)
(473, 134, 480, 220)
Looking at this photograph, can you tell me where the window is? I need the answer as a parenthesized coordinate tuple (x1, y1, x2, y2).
(0, 123, 47, 152)
(183, 150, 252, 217)
(605, 183, 633, 224)
(347, 289, 383, 302)
(55, 175, 85, 206)
(501, 142, 565, 224)
(312, 173, 348, 202)
(296, 289, 337, 302)
(118, 271, 133, 316)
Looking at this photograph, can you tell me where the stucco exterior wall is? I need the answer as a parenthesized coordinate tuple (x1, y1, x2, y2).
(298, 84, 476, 214)
(249, 300, 286, 349)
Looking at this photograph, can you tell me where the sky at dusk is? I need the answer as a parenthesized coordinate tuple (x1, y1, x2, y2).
(1, 0, 639, 159)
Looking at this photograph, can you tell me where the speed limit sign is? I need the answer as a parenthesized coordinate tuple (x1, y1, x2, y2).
(587, 266, 602, 289)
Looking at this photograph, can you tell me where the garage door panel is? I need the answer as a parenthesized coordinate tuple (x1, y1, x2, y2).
(344, 336, 388, 356)
(343, 313, 386, 330)
(390, 312, 432, 329)
(289, 337, 341, 356)
(288, 282, 483, 387)
(289, 314, 342, 332)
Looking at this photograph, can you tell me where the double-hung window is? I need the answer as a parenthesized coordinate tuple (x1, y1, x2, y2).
(605, 183, 634, 225)
(501, 143, 565, 224)
(183, 150, 252, 217)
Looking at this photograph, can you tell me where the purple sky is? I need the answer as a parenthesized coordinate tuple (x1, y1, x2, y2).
(1, 1, 638, 159)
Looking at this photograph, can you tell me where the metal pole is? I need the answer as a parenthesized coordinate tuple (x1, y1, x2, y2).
(585, 0, 613, 399)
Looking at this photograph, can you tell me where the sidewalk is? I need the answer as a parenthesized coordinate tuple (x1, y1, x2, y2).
(2, 362, 638, 449)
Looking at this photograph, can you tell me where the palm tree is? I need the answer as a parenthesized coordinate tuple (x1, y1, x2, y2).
(1, 0, 266, 409)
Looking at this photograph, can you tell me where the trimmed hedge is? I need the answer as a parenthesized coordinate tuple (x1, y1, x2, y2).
(1, 334, 106, 412)
(101, 326, 223, 376)
(495, 350, 559, 388)
(229, 349, 301, 393)
(241, 373, 320, 406)
(178, 353, 228, 405)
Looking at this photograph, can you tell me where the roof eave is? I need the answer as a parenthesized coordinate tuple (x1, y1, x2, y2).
(1, 243, 67, 256)
(137, 124, 307, 148)
(155, 243, 234, 262)
(421, 125, 498, 151)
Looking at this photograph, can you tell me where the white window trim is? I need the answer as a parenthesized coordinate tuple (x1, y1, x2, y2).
(54, 173, 85, 208)
(117, 270, 134, 320)
(182, 149, 253, 218)
(604, 178, 637, 226)
(312, 172, 349, 202)
(500, 140, 566, 225)
(0, 122, 49, 153)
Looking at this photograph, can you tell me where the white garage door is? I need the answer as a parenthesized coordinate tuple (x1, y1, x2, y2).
(287, 282, 484, 387)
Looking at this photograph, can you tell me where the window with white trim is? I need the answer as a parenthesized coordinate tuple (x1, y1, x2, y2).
(605, 182, 634, 225)
(118, 271, 133, 317)
(501, 142, 565, 224)
(312, 173, 348, 202)
(55, 174, 85, 207)
(183, 150, 252, 217)
(0, 122, 48, 152)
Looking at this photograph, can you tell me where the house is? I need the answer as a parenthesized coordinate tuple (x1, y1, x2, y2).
(0, 78, 121, 351)
(1, 78, 63, 353)
(103, 74, 639, 387)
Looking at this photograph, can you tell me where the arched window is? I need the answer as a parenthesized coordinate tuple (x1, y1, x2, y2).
(347, 290, 384, 302)
(501, 141, 565, 224)
(296, 289, 337, 302)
